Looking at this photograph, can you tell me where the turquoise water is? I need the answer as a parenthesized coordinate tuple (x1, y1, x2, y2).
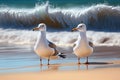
(0, 0, 120, 8)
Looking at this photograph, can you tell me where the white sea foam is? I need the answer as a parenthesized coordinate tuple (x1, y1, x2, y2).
(0, 3, 120, 46)
(0, 28, 119, 46)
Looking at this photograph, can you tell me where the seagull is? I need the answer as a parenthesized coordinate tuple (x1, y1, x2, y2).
(71, 23, 93, 64)
(33, 23, 66, 65)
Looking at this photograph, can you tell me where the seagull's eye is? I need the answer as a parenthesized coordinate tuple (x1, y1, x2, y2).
(80, 26, 83, 28)
(41, 25, 44, 28)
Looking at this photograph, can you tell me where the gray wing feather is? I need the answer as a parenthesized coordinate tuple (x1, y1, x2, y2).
(47, 40, 58, 56)
(48, 40, 56, 48)
(89, 41, 94, 47)
(73, 43, 76, 48)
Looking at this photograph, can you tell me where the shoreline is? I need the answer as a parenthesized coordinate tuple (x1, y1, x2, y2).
(1, 67, 120, 80)
(0, 45, 120, 80)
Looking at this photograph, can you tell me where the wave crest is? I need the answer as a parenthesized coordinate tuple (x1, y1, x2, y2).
(0, 4, 120, 31)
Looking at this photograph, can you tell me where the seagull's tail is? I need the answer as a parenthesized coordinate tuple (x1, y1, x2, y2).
(58, 53, 66, 58)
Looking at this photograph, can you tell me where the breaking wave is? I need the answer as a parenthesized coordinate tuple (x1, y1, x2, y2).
(0, 4, 120, 31)
(0, 3, 120, 46)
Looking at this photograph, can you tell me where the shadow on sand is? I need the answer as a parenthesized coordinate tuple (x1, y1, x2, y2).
(86, 62, 113, 65)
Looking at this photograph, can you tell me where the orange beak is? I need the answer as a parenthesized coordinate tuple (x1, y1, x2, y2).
(71, 28, 78, 32)
(32, 27, 39, 31)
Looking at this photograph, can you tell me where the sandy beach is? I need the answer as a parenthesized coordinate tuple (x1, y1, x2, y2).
(0, 44, 120, 80)
(1, 68, 120, 80)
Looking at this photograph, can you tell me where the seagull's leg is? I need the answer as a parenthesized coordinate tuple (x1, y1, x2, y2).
(78, 63, 80, 70)
(40, 57, 42, 65)
(86, 64, 88, 70)
(85, 57, 89, 64)
(78, 57, 80, 64)
(40, 63, 43, 71)
(48, 58, 50, 65)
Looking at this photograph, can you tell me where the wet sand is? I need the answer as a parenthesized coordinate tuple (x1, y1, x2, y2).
(1, 67, 120, 80)
(0, 44, 120, 80)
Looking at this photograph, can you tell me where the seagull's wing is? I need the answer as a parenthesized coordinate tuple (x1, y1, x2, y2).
(47, 40, 58, 56)
(73, 39, 78, 48)
(73, 36, 80, 48)
(73, 43, 76, 48)
(89, 41, 94, 48)
(48, 40, 56, 48)
(47, 40, 66, 58)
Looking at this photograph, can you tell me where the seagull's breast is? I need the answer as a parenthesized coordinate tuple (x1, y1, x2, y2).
(34, 31, 54, 59)
(73, 41, 93, 57)
(34, 46, 54, 58)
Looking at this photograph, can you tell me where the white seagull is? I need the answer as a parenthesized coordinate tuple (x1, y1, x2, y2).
(71, 23, 93, 64)
(33, 23, 66, 65)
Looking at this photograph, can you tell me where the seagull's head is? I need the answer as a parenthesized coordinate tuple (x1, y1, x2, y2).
(33, 23, 46, 31)
(71, 23, 86, 32)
